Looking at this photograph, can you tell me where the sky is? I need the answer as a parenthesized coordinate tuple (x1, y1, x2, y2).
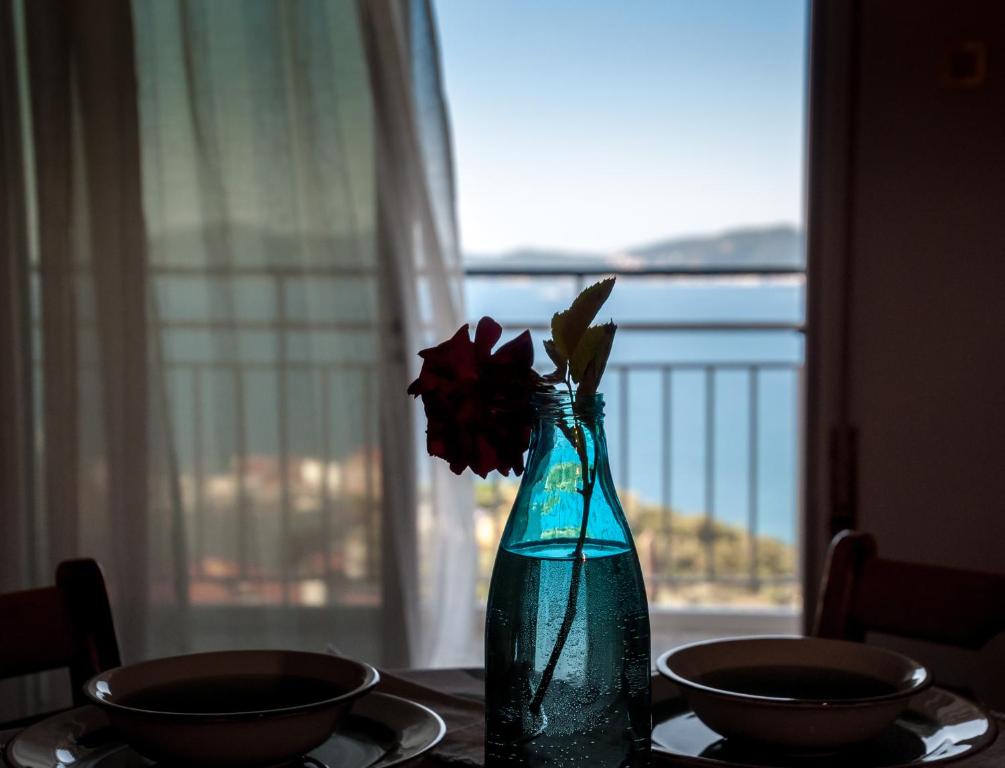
(435, 0, 808, 255)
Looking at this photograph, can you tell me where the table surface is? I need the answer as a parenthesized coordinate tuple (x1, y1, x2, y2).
(3, 668, 1003, 767)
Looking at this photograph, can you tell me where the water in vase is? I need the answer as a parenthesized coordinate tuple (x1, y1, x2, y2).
(485, 393, 651, 767)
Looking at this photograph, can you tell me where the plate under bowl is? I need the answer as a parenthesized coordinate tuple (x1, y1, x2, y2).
(651, 685, 996, 767)
(657, 636, 931, 752)
(84, 650, 379, 766)
(6, 692, 446, 768)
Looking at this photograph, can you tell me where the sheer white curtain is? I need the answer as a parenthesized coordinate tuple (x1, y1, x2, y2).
(0, 0, 473, 719)
(362, 0, 477, 666)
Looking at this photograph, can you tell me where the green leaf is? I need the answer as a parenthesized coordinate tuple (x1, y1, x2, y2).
(543, 339, 564, 368)
(571, 322, 616, 394)
(542, 338, 568, 382)
(550, 277, 615, 360)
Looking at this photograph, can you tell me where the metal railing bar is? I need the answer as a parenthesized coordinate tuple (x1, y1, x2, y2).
(152, 264, 377, 277)
(493, 321, 804, 333)
(319, 369, 334, 605)
(464, 266, 805, 278)
(177, 572, 797, 589)
(164, 361, 376, 372)
(164, 360, 798, 373)
(610, 362, 800, 372)
(704, 367, 716, 581)
(192, 368, 206, 577)
(233, 367, 250, 581)
(661, 367, 673, 587)
(159, 319, 378, 332)
(794, 366, 807, 591)
(646, 574, 798, 586)
(619, 368, 629, 506)
(184, 569, 796, 586)
(276, 281, 291, 605)
(748, 368, 760, 592)
(148, 263, 806, 279)
(159, 318, 804, 334)
(362, 370, 378, 582)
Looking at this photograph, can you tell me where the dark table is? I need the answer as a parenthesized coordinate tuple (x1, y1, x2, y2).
(387, 669, 1005, 767)
(4, 668, 1003, 766)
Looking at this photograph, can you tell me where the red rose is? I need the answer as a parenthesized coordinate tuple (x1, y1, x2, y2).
(408, 317, 540, 478)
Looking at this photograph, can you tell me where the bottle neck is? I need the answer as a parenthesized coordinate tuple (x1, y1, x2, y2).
(527, 393, 608, 478)
(501, 392, 631, 555)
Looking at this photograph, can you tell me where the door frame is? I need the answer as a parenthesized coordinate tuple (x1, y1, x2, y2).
(801, 0, 860, 630)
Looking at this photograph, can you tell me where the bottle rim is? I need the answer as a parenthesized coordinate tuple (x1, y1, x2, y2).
(530, 389, 605, 419)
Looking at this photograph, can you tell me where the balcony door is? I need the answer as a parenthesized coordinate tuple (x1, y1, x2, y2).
(804, 0, 1005, 701)
(436, 0, 810, 648)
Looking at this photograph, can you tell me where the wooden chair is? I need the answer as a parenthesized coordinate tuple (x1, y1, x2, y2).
(0, 558, 121, 726)
(813, 530, 1005, 650)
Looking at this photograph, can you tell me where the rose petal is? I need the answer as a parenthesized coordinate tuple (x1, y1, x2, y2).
(492, 329, 535, 368)
(418, 323, 478, 379)
(474, 317, 503, 358)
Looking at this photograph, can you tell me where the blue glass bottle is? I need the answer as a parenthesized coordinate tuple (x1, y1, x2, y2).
(485, 392, 651, 767)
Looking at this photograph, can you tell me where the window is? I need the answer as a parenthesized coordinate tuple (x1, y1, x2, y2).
(437, 0, 808, 645)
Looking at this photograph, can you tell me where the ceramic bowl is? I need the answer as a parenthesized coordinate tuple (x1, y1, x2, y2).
(657, 636, 931, 752)
(84, 650, 379, 766)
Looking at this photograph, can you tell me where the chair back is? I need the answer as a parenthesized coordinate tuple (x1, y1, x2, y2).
(0, 559, 121, 708)
(813, 530, 1005, 649)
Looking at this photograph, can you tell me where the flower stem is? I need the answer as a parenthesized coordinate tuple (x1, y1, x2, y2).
(528, 390, 596, 715)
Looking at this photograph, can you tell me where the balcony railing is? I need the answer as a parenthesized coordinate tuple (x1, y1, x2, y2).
(132, 263, 804, 611)
(465, 266, 805, 609)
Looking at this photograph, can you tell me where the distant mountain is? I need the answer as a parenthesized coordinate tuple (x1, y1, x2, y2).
(465, 224, 803, 271)
(150, 222, 803, 272)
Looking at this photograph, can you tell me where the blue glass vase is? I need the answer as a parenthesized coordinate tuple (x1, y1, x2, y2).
(485, 392, 651, 767)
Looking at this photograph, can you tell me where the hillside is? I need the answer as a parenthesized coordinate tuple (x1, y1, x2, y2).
(466, 224, 803, 271)
(474, 481, 798, 608)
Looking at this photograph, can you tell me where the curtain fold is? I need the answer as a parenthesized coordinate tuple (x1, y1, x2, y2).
(3, 0, 473, 719)
(361, 0, 475, 666)
(25, 0, 151, 656)
(0, 0, 32, 598)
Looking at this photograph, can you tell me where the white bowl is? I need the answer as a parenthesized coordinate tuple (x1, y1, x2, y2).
(657, 636, 931, 752)
(85, 650, 379, 766)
